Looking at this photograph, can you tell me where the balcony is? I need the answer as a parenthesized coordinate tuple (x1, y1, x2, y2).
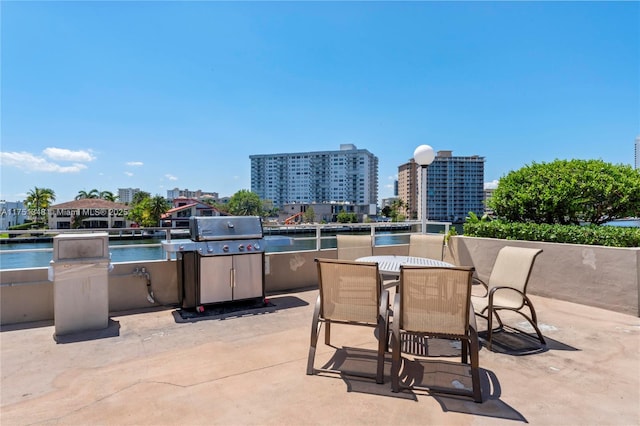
(1, 229, 639, 424)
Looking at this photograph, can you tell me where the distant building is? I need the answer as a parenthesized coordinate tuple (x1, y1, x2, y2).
(279, 202, 377, 224)
(635, 136, 639, 169)
(380, 197, 398, 209)
(48, 199, 132, 229)
(166, 188, 219, 202)
(118, 188, 141, 204)
(161, 198, 222, 228)
(403, 150, 485, 224)
(483, 187, 496, 216)
(422, 151, 485, 223)
(397, 159, 419, 220)
(250, 144, 378, 210)
(0, 201, 27, 230)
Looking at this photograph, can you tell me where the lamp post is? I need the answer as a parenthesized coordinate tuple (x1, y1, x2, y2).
(413, 144, 435, 234)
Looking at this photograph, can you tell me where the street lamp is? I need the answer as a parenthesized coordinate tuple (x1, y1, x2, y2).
(413, 144, 435, 234)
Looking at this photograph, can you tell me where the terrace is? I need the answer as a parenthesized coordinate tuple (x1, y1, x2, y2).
(1, 226, 639, 425)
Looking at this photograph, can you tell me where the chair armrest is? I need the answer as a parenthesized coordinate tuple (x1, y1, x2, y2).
(472, 276, 488, 297)
(487, 285, 528, 309)
(488, 285, 527, 298)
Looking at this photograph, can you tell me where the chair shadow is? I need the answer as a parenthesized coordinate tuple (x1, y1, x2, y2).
(319, 346, 528, 422)
(478, 326, 579, 356)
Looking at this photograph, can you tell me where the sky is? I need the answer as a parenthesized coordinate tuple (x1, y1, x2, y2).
(1, 1, 638, 205)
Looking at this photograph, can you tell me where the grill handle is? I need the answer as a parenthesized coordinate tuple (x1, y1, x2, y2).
(230, 268, 235, 288)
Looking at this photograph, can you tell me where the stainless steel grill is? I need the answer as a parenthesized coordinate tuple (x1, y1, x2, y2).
(162, 216, 265, 310)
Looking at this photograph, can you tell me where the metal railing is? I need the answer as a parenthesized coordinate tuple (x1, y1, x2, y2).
(0, 221, 453, 269)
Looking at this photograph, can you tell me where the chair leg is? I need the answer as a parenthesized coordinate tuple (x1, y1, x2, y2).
(486, 308, 494, 350)
(306, 295, 322, 375)
(376, 321, 385, 384)
(522, 299, 546, 345)
(468, 330, 482, 403)
(461, 338, 469, 364)
(485, 307, 506, 350)
(390, 330, 401, 392)
(324, 320, 331, 345)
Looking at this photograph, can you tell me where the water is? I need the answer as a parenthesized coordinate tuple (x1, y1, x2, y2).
(0, 233, 412, 270)
(604, 219, 640, 227)
(0, 239, 165, 270)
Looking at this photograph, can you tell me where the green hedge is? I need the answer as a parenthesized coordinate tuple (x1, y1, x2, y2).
(8, 222, 47, 231)
(463, 220, 640, 248)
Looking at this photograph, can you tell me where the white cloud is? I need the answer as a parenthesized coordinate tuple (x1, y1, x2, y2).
(43, 147, 95, 162)
(388, 175, 397, 181)
(165, 174, 178, 181)
(126, 161, 144, 166)
(0, 151, 87, 173)
(124, 172, 134, 177)
(484, 180, 499, 190)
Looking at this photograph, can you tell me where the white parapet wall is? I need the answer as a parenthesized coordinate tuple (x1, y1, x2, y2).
(448, 236, 640, 317)
(1, 238, 638, 325)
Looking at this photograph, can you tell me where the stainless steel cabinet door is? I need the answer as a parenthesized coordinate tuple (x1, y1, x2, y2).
(232, 253, 263, 300)
(199, 256, 233, 304)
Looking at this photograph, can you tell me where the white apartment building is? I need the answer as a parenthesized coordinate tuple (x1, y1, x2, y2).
(166, 188, 219, 202)
(118, 188, 141, 204)
(250, 144, 379, 209)
(0, 201, 27, 230)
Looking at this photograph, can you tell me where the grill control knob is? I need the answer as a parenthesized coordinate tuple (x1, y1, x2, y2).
(222, 245, 229, 252)
(207, 247, 214, 253)
(254, 243, 260, 250)
(238, 244, 245, 251)
(247, 244, 253, 251)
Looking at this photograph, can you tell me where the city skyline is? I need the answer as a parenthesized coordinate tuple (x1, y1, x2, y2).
(1, 2, 637, 203)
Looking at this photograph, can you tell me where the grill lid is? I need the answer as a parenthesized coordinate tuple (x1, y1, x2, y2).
(189, 216, 263, 241)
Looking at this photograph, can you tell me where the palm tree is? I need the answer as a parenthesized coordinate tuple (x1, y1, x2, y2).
(390, 199, 406, 222)
(99, 190, 117, 202)
(75, 189, 100, 200)
(25, 187, 56, 225)
(149, 195, 169, 226)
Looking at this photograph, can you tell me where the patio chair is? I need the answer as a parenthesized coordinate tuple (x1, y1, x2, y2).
(471, 246, 545, 350)
(408, 233, 445, 261)
(336, 234, 373, 260)
(391, 265, 482, 402)
(307, 258, 389, 384)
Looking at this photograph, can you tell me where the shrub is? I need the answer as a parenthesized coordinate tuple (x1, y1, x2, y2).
(464, 220, 640, 248)
(489, 159, 640, 225)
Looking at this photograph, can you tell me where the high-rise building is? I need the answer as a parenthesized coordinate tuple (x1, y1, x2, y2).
(408, 150, 485, 223)
(426, 150, 485, 222)
(118, 188, 141, 204)
(250, 144, 378, 209)
(397, 159, 419, 220)
(635, 136, 639, 169)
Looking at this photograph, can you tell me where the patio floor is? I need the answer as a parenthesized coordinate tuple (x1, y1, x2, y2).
(1, 288, 638, 425)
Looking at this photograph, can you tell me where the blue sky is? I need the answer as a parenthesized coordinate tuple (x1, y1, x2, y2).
(2, 1, 638, 204)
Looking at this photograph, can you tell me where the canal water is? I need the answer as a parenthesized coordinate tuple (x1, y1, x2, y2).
(2, 220, 635, 270)
(0, 232, 411, 270)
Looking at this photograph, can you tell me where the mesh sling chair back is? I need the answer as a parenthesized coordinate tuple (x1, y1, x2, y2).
(336, 235, 373, 261)
(307, 258, 389, 384)
(408, 233, 446, 261)
(391, 265, 482, 402)
(471, 246, 545, 350)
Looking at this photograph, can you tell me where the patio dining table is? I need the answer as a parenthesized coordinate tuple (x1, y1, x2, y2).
(356, 255, 453, 281)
